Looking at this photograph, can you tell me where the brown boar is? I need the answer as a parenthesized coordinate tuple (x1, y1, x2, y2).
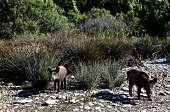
(48, 65, 67, 93)
(127, 69, 157, 101)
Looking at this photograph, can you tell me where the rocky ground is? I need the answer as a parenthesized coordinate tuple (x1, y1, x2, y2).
(0, 59, 170, 112)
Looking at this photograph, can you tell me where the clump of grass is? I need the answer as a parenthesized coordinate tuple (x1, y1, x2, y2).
(99, 60, 124, 88)
(74, 62, 101, 90)
(74, 60, 124, 90)
(132, 37, 156, 60)
(57, 36, 106, 74)
(0, 40, 59, 89)
(99, 38, 132, 60)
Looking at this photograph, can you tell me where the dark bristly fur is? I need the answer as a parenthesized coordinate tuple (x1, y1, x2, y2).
(127, 69, 157, 101)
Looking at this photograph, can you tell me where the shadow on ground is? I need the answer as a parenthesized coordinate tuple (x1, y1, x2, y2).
(91, 90, 137, 105)
(147, 60, 170, 65)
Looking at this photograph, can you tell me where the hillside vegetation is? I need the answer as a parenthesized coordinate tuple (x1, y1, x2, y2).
(0, 0, 170, 90)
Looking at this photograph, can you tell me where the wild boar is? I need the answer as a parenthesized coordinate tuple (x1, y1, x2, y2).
(48, 65, 67, 93)
(127, 69, 157, 101)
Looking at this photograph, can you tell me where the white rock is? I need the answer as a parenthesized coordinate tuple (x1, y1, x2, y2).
(50, 96, 56, 99)
(158, 91, 166, 96)
(70, 99, 77, 103)
(45, 100, 57, 105)
(140, 93, 148, 97)
(88, 102, 94, 106)
(122, 87, 129, 91)
(71, 75, 75, 79)
(0, 103, 7, 109)
(84, 105, 91, 110)
(164, 91, 170, 95)
(122, 104, 132, 108)
(95, 106, 101, 110)
(107, 105, 112, 108)
(16, 99, 33, 104)
(74, 93, 79, 96)
(141, 109, 147, 112)
(34, 97, 39, 100)
(73, 108, 79, 111)
(79, 106, 83, 109)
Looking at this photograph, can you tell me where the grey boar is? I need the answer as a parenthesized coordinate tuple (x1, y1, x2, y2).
(127, 69, 157, 101)
(48, 65, 67, 93)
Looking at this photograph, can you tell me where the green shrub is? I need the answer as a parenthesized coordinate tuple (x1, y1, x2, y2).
(99, 60, 124, 88)
(0, 41, 58, 89)
(0, 0, 69, 39)
(78, 8, 135, 38)
(59, 36, 105, 65)
(74, 62, 101, 90)
(99, 38, 132, 60)
(132, 37, 161, 60)
(74, 60, 124, 90)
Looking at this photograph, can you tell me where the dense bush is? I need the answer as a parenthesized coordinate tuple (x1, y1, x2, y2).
(76, 0, 170, 38)
(74, 60, 124, 90)
(0, 39, 59, 89)
(0, 0, 69, 39)
(99, 38, 132, 60)
(132, 37, 166, 60)
(78, 8, 136, 38)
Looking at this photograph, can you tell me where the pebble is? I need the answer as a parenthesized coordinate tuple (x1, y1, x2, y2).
(0, 103, 7, 110)
(16, 99, 33, 104)
(44, 100, 56, 105)
(141, 109, 147, 112)
(164, 91, 170, 95)
(121, 87, 129, 91)
(158, 92, 166, 96)
(84, 105, 91, 110)
(73, 108, 79, 111)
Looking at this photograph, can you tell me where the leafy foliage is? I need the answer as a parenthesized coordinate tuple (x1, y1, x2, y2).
(79, 8, 136, 38)
(0, 0, 69, 39)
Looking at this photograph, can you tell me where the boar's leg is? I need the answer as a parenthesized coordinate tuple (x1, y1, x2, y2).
(64, 78, 66, 89)
(54, 80, 57, 91)
(57, 80, 61, 93)
(61, 78, 66, 90)
(137, 86, 142, 100)
(146, 91, 152, 101)
(128, 81, 134, 96)
(61, 81, 64, 90)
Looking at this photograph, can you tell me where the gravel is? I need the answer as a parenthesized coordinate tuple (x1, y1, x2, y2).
(0, 59, 170, 112)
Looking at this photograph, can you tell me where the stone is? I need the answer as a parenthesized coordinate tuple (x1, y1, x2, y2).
(95, 106, 101, 110)
(73, 108, 79, 111)
(0, 103, 7, 110)
(45, 100, 57, 105)
(88, 102, 94, 106)
(141, 109, 147, 112)
(84, 105, 91, 110)
(70, 98, 77, 103)
(164, 91, 170, 95)
(158, 92, 166, 96)
(122, 104, 132, 108)
(16, 99, 33, 104)
(121, 87, 129, 91)
(50, 95, 56, 99)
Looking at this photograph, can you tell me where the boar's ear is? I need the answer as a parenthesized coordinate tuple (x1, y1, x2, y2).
(56, 66, 60, 73)
(48, 67, 52, 72)
(149, 78, 157, 84)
